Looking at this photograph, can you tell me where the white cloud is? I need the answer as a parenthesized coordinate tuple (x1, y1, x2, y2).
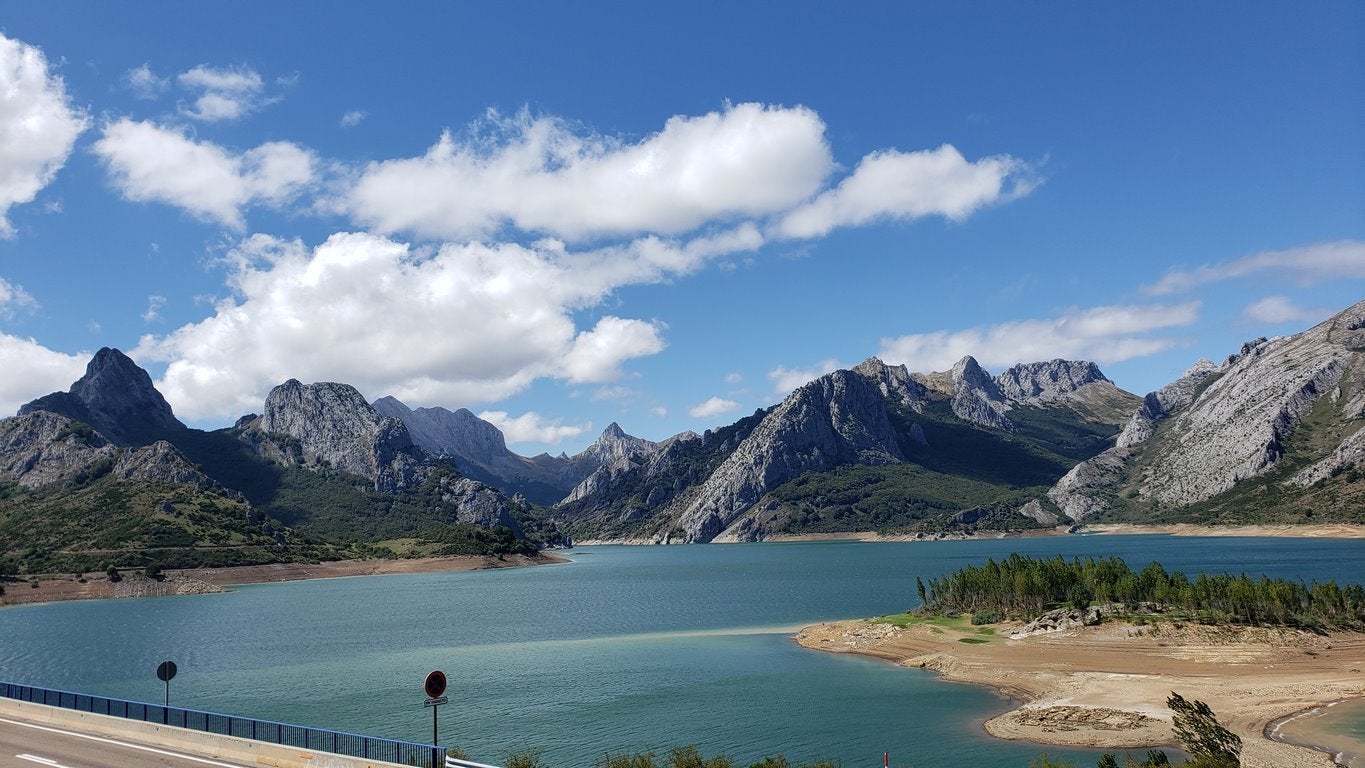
(124, 64, 168, 99)
(1241, 295, 1331, 326)
(177, 65, 268, 122)
(1145, 240, 1365, 295)
(775, 145, 1035, 239)
(562, 316, 666, 383)
(650, 406, 668, 419)
(134, 232, 730, 422)
(724, 372, 743, 384)
(0, 33, 88, 236)
(879, 302, 1200, 373)
(689, 396, 739, 419)
(93, 119, 316, 229)
(344, 103, 834, 242)
(0, 334, 87, 416)
(477, 410, 589, 445)
(141, 294, 166, 323)
(0, 278, 37, 319)
(768, 358, 844, 396)
(340, 110, 366, 128)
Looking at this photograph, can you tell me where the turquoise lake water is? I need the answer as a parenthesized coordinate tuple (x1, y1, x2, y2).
(3, 535, 1364, 768)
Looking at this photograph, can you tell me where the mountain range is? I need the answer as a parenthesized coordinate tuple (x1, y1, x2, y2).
(2, 299, 1362, 574)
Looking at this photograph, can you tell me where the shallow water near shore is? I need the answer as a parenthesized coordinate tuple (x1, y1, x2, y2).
(3, 535, 1364, 767)
(1272, 698, 1365, 767)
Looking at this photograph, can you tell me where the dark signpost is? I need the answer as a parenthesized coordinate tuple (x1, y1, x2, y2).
(156, 660, 177, 723)
(424, 670, 448, 766)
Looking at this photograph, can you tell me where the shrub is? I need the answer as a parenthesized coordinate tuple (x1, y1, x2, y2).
(971, 609, 1003, 625)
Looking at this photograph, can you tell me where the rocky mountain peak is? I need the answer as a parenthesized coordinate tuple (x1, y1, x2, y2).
(579, 422, 657, 466)
(946, 356, 1013, 432)
(995, 359, 1110, 403)
(371, 397, 509, 463)
(853, 357, 927, 411)
(19, 347, 184, 446)
(257, 380, 421, 491)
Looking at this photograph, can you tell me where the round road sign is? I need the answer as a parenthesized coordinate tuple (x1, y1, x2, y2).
(156, 661, 177, 682)
(424, 670, 447, 699)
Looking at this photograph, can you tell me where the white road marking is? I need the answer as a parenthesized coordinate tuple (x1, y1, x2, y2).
(1, 717, 247, 767)
(17, 756, 67, 767)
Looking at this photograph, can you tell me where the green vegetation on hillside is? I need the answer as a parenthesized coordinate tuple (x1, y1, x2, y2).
(0, 475, 340, 574)
(920, 553, 1365, 630)
(770, 463, 1050, 534)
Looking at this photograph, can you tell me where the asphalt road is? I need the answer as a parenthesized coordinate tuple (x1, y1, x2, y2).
(0, 716, 252, 768)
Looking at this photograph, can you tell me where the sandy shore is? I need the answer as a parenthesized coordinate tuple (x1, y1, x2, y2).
(0, 552, 567, 608)
(796, 618, 1365, 767)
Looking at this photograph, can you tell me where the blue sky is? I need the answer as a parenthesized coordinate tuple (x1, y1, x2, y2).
(0, 2, 1361, 454)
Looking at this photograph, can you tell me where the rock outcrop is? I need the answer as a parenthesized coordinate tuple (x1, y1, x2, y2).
(245, 380, 424, 492)
(19, 348, 185, 446)
(0, 411, 116, 488)
(996, 359, 1112, 404)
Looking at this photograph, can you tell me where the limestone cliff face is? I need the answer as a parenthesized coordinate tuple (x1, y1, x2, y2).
(19, 348, 185, 446)
(1114, 360, 1220, 449)
(996, 360, 1111, 404)
(909, 356, 1014, 431)
(0, 411, 116, 488)
(1049, 299, 1365, 520)
(0, 411, 215, 491)
(1136, 312, 1361, 506)
(252, 380, 423, 492)
(670, 369, 904, 542)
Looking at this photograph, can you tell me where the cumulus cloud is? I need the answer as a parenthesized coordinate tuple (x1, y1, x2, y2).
(340, 110, 366, 128)
(1242, 295, 1332, 326)
(879, 303, 1200, 373)
(724, 372, 742, 384)
(768, 358, 844, 396)
(1145, 240, 1365, 295)
(0, 278, 37, 319)
(0, 34, 89, 236)
(689, 396, 739, 419)
(93, 119, 316, 229)
(0, 334, 87, 415)
(562, 316, 665, 383)
(477, 410, 589, 445)
(177, 65, 269, 122)
(133, 232, 731, 421)
(775, 145, 1035, 239)
(344, 103, 834, 242)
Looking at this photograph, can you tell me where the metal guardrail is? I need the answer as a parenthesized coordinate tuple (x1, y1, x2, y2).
(2, 681, 446, 768)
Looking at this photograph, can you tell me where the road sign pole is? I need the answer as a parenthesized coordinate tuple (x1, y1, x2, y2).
(433, 702, 438, 746)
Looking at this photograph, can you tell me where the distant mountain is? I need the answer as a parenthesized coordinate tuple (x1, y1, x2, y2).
(553, 355, 1140, 542)
(373, 396, 658, 505)
(1048, 298, 1365, 525)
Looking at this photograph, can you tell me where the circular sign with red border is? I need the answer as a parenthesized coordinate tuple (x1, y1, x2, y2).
(424, 670, 447, 699)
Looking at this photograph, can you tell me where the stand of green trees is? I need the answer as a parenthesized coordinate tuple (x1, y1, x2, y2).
(919, 553, 1365, 630)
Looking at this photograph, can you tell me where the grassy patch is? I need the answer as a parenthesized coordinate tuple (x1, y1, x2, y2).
(957, 637, 991, 644)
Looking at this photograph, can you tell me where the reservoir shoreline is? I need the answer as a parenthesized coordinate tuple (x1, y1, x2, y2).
(795, 617, 1365, 768)
(0, 551, 567, 608)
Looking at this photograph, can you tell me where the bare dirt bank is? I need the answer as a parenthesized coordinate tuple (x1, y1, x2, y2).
(0, 552, 567, 608)
(796, 618, 1365, 768)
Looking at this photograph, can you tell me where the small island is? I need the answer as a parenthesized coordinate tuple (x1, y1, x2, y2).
(797, 555, 1365, 768)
